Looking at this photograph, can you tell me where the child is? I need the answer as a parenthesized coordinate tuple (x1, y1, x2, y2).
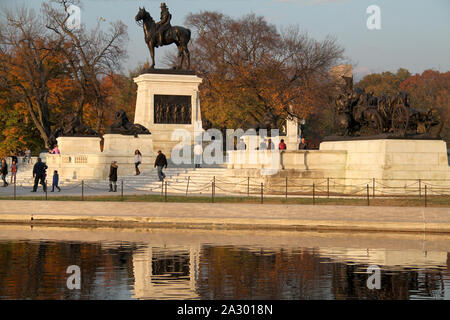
(51, 170, 61, 192)
(10, 159, 17, 184)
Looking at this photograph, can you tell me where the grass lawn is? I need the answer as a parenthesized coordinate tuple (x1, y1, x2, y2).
(0, 194, 448, 207)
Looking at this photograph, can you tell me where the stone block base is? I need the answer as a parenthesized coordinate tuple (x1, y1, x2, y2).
(57, 137, 101, 154)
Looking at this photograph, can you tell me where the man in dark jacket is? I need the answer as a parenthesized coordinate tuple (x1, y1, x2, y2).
(1, 159, 8, 187)
(32, 157, 47, 192)
(109, 161, 118, 192)
(154, 150, 167, 181)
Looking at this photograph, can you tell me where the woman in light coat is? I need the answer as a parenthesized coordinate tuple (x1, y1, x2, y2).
(134, 149, 142, 175)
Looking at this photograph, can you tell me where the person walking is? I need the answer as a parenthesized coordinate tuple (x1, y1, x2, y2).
(134, 150, 142, 175)
(10, 158, 17, 184)
(51, 170, 61, 192)
(1, 159, 8, 187)
(154, 150, 167, 181)
(31, 157, 47, 192)
(194, 143, 203, 168)
(109, 161, 118, 192)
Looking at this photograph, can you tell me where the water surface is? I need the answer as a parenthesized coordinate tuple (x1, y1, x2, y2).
(0, 226, 449, 299)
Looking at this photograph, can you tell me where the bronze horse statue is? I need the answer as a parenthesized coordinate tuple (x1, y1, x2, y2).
(135, 7, 191, 70)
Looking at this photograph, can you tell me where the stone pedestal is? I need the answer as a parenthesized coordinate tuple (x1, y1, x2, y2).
(319, 139, 450, 181)
(103, 134, 155, 156)
(134, 72, 203, 157)
(57, 136, 101, 154)
(285, 117, 301, 151)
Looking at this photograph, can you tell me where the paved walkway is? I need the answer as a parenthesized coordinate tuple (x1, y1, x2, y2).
(0, 200, 449, 233)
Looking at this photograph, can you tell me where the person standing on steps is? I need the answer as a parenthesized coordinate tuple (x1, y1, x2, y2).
(51, 170, 61, 192)
(1, 159, 8, 187)
(109, 161, 118, 192)
(134, 149, 142, 175)
(24, 148, 31, 163)
(154, 150, 167, 181)
(32, 157, 47, 192)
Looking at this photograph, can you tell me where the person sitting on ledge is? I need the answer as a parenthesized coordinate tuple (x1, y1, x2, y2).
(279, 139, 286, 150)
(299, 137, 308, 150)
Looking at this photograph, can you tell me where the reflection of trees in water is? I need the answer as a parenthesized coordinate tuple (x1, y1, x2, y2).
(330, 263, 444, 300)
(195, 246, 449, 300)
(1, 241, 449, 299)
(196, 246, 331, 299)
(0, 241, 135, 299)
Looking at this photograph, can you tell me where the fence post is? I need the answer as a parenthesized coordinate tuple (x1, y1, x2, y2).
(247, 177, 250, 197)
(13, 180, 16, 200)
(161, 180, 164, 197)
(419, 179, 421, 198)
(285, 177, 288, 200)
(121, 180, 124, 201)
(312, 183, 315, 205)
(261, 182, 263, 204)
(185, 176, 190, 197)
(367, 184, 370, 206)
(165, 181, 168, 202)
(213, 176, 216, 199)
(327, 178, 330, 199)
(372, 178, 375, 199)
(424, 184, 427, 207)
(212, 178, 215, 203)
(45, 180, 48, 200)
(82, 180, 84, 201)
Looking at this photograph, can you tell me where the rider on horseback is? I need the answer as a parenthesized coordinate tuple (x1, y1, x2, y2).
(156, 3, 172, 47)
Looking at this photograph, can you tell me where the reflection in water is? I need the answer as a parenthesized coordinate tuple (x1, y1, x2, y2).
(0, 232, 450, 299)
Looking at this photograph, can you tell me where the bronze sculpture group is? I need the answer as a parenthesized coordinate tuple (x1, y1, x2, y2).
(334, 77, 442, 138)
(154, 101, 191, 124)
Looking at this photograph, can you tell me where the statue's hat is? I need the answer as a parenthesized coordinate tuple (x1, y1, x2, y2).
(161, 2, 167, 7)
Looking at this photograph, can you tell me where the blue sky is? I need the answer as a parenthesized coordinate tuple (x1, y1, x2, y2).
(2, 0, 449, 80)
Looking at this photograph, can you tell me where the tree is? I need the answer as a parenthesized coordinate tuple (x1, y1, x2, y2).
(0, 7, 66, 148)
(0, 1, 129, 149)
(399, 70, 450, 144)
(356, 68, 411, 96)
(167, 12, 344, 131)
(43, 0, 128, 133)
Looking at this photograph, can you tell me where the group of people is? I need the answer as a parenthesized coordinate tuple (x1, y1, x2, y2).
(0, 155, 60, 192)
(30, 158, 61, 193)
(108, 149, 168, 192)
(235, 137, 308, 151)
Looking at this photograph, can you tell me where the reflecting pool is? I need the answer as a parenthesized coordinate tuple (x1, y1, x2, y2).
(0, 225, 450, 299)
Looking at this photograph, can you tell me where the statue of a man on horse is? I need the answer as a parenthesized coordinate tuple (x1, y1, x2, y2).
(135, 4, 191, 70)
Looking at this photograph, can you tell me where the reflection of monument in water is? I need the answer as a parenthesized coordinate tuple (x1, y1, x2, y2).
(130, 241, 450, 299)
(132, 245, 200, 299)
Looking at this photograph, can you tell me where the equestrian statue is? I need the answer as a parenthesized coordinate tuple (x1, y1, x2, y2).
(135, 3, 191, 70)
